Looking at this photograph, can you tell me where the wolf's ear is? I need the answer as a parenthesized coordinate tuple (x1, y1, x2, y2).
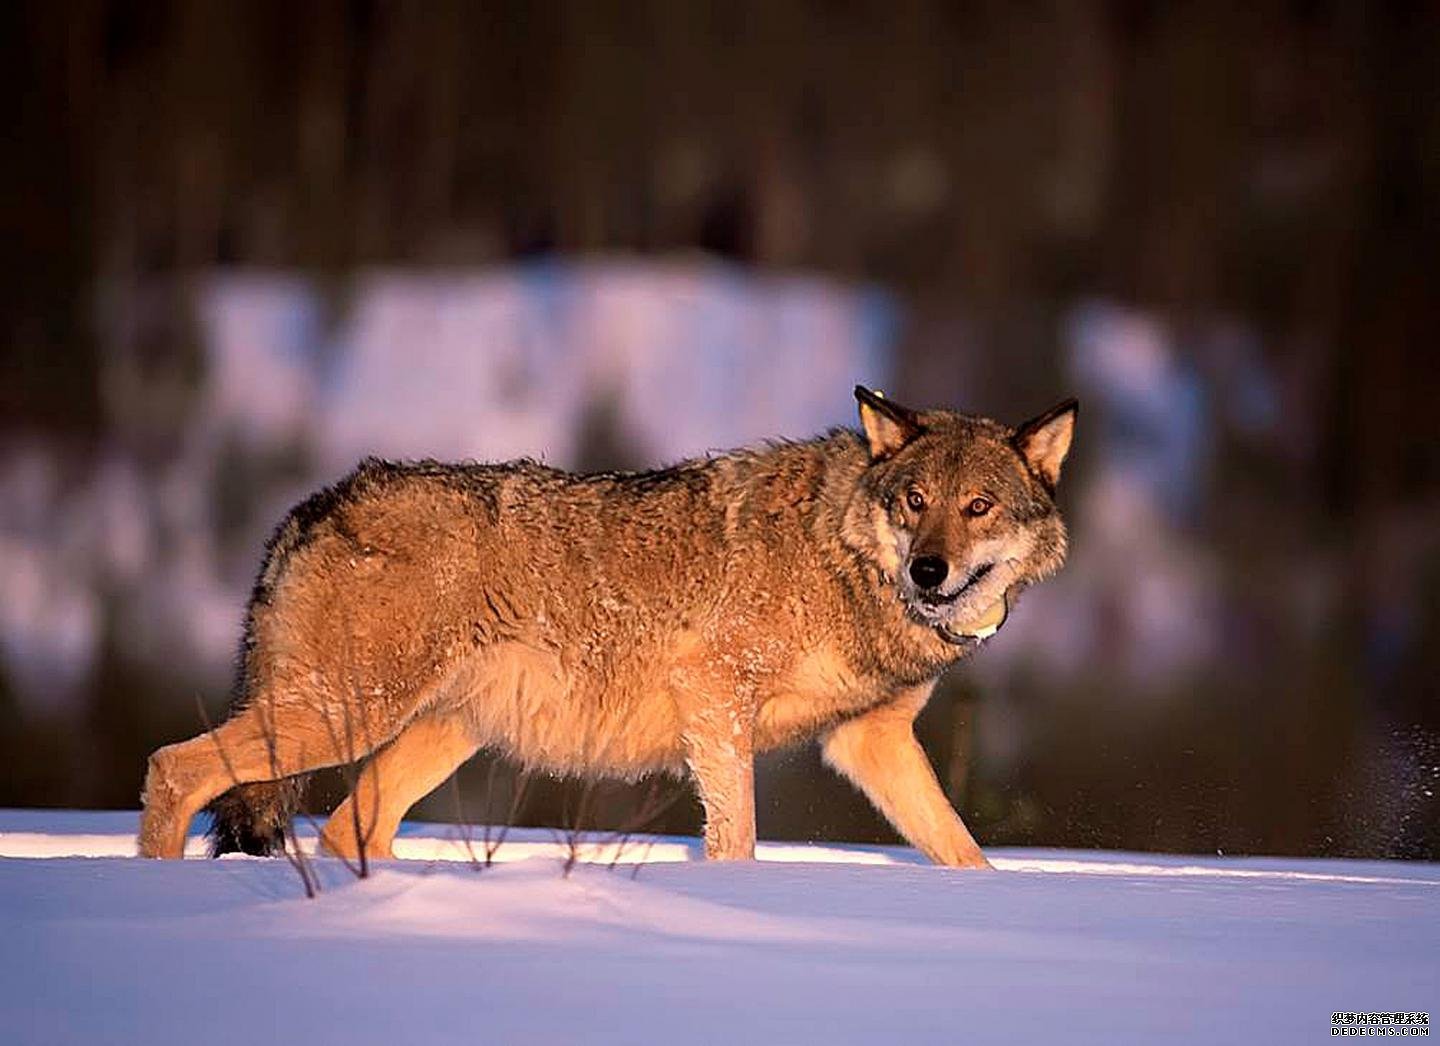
(855, 385, 924, 461)
(1013, 398, 1078, 489)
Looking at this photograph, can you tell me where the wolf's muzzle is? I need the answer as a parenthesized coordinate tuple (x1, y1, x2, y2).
(913, 560, 993, 606)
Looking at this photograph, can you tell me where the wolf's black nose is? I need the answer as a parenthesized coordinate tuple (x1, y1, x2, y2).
(909, 555, 949, 590)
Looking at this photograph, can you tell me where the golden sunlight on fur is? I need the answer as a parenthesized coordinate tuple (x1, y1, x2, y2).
(139, 387, 1075, 866)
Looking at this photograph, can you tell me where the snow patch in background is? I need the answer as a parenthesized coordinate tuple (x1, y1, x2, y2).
(288, 262, 894, 470)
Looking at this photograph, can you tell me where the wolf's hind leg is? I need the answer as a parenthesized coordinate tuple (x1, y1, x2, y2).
(138, 698, 403, 859)
(320, 711, 480, 861)
(822, 687, 991, 869)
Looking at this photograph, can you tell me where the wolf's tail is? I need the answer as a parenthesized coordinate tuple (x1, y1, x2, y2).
(205, 778, 306, 857)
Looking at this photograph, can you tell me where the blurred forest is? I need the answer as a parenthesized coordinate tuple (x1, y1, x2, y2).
(1, 1, 1438, 858)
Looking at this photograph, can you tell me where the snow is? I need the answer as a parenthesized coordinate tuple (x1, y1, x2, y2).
(2, 811, 1435, 1044)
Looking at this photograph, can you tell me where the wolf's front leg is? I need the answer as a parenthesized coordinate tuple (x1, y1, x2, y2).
(822, 687, 991, 869)
(683, 713, 757, 860)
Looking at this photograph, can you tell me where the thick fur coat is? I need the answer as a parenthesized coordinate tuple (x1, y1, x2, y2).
(139, 387, 1076, 867)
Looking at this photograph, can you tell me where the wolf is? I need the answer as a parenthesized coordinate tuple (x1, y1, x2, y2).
(138, 386, 1076, 867)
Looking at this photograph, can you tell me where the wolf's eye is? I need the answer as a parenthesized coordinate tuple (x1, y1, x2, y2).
(905, 490, 926, 512)
(967, 497, 993, 517)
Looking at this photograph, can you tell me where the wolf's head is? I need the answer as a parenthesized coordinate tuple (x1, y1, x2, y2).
(844, 385, 1077, 645)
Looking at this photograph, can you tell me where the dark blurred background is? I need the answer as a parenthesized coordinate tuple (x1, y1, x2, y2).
(2, 1, 1437, 859)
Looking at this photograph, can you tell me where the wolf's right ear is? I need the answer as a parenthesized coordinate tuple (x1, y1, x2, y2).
(854, 385, 924, 461)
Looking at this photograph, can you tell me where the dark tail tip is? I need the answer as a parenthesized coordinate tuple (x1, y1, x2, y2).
(206, 779, 304, 857)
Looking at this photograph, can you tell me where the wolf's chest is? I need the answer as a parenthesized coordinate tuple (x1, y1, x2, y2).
(754, 646, 878, 750)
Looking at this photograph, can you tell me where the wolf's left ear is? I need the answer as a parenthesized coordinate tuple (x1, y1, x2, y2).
(1013, 399, 1078, 490)
(855, 385, 924, 461)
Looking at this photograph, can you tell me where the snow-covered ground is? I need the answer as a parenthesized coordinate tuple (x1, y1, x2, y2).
(2, 811, 1435, 1044)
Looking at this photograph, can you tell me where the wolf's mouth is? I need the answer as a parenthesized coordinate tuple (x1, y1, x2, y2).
(916, 561, 993, 607)
(907, 557, 1019, 646)
(934, 592, 1009, 645)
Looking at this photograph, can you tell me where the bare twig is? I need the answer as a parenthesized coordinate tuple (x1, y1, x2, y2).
(310, 609, 385, 880)
(482, 761, 531, 869)
(562, 773, 604, 877)
(541, 706, 687, 876)
(449, 773, 483, 868)
(254, 692, 324, 897)
(606, 776, 686, 879)
(446, 752, 534, 871)
(196, 693, 318, 899)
